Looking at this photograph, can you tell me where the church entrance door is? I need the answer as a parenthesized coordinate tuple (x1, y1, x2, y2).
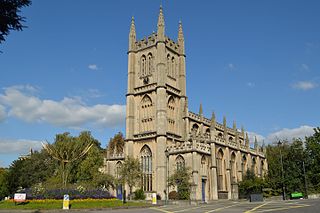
(202, 179, 206, 202)
(116, 185, 123, 200)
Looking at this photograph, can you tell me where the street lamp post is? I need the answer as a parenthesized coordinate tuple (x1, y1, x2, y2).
(165, 149, 169, 205)
(278, 141, 286, 200)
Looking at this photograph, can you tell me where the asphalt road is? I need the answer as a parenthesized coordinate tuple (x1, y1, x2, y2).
(1, 199, 319, 213)
(101, 199, 320, 213)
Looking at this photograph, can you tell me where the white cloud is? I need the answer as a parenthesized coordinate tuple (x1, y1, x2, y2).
(266, 125, 315, 143)
(227, 63, 235, 70)
(88, 64, 98, 70)
(0, 85, 125, 128)
(247, 126, 315, 145)
(246, 82, 255, 88)
(88, 89, 102, 98)
(292, 81, 317, 90)
(247, 131, 266, 145)
(306, 42, 319, 48)
(0, 105, 6, 122)
(0, 139, 43, 154)
(84, 89, 103, 99)
(301, 64, 309, 71)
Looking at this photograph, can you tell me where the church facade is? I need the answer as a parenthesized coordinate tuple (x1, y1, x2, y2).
(104, 7, 267, 201)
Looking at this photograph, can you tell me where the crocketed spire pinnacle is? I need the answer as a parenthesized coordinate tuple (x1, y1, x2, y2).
(178, 21, 185, 54)
(178, 21, 184, 41)
(129, 16, 136, 51)
(130, 16, 136, 37)
(254, 136, 258, 148)
(157, 5, 165, 41)
(210, 111, 216, 128)
(199, 103, 203, 116)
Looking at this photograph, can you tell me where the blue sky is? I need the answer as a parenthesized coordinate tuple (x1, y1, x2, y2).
(0, 0, 319, 167)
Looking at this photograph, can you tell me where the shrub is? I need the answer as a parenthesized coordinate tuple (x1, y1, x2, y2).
(239, 169, 266, 199)
(168, 191, 177, 200)
(134, 188, 145, 200)
(24, 188, 115, 200)
(177, 184, 190, 200)
(168, 167, 192, 200)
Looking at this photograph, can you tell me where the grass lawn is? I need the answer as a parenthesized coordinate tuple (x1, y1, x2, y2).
(0, 199, 150, 210)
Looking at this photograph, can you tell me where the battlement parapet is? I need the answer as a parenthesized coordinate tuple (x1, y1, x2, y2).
(167, 141, 211, 155)
(165, 36, 179, 53)
(135, 33, 157, 50)
(107, 152, 124, 160)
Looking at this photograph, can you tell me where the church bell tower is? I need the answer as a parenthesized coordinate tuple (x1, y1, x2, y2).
(125, 6, 188, 197)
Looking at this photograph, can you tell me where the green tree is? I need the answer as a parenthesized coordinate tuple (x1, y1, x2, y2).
(5, 131, 106, 193)
(305, 127, 320, 192)
(285, 139, 306, 194)
(0, 168, 9, 199)
(43, 131, 95, 188)
(74, 131, 103, 183)
(7, 150, 55, 194)
(107, 132, 125, 154)
(92, 173, 115, 190)
(0, 0, 31, 44)
(265, 144, 282, 195)
(168, 166, 192, 200)
(265, 141, 291, 196)
(265, 138, 311, 197)
(239, 169, 265, 198)
(118, 157, 142, 196)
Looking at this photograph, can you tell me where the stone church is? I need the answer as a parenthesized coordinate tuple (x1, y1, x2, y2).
(104, 7, 267, 201)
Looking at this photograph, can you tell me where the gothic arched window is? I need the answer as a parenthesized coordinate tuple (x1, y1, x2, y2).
(230, 152, 236, 183)
(216, 149, 224, 191)
(116, 161, 122, 179)
(242, 155, 247, 178)
(140, 95, 153, 132)
(201, 155, 208, 175)
(191, 124, 199, 136)
(140, 145, 152, 191)
(147, 53, 153, 75)
(167, 54, 171, 76)
(201, 155, 206, 165)
(260, 160, 265, 177)
(171, 57, 175, 78)
(176, 155, 185, 170)
(140, 55, 146, 77)
(252, 157, 257, 175)
(205, 129, 211, 139)
(167, 97, 175, 133)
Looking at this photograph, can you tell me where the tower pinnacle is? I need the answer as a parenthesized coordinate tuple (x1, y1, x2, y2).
(254, 136, 258, 148)
(129, 16, 136, 51)
(178, 21, 185, 54)
(245, 132, 249, 147)
(199, 103, 203, 116)
(210, 111, 216, 129)
(157, 6, 165, 41)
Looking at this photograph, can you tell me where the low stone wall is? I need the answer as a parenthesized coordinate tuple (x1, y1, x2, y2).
(218, 191, 228, 199)
(307, 194, 320, 199)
